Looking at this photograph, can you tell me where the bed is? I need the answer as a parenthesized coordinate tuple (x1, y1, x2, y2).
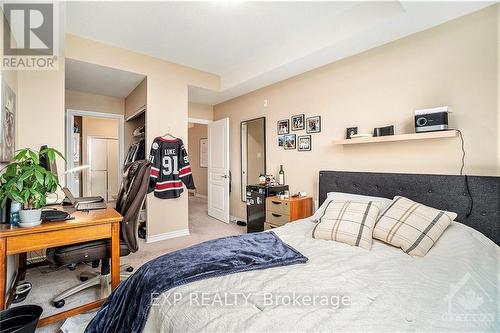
(143, 171, 499, 332)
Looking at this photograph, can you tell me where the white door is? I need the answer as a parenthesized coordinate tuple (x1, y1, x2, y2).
(208, 118, 230, 223)
(88, 137, 119, 201)
(89, 138, 108, 199)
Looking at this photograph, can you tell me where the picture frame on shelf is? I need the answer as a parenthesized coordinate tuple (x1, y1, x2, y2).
(306, 116, 321, 133)
(346, 126, 358, 139)
(277, 119, 289, 135)
(298, 135, 311, 151)
(284, 134, 296, 150)
(291, 114, 305, 131)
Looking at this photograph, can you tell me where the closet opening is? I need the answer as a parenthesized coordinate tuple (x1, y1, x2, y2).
(65, 58, 147, 235)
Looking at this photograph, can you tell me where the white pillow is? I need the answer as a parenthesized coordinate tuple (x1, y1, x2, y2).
(312, 200, 380, 250)
(311, 192, 392, 221)
(373, 196, 457, 256)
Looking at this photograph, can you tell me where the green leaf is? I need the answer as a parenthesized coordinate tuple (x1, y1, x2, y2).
(18, 170, 33, 183)
(35, 170, 44, 185)
(48, 150, 55, 163)
(16, 180, 23, 191)
(14, 149, 28, 161)
(28, 150, 39, 164)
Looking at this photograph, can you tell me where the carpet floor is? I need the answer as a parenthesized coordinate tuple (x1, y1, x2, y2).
(13, 197, 245, 332)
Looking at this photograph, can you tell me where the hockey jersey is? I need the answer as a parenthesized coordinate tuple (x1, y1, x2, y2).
(148, 137, 195, 199)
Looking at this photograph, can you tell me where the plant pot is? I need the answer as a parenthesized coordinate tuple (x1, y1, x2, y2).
(19, 209, 42, 227)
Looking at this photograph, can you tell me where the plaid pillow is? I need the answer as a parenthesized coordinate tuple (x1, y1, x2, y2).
(373, 196, 457, 256)
(312, 201, 380, 250)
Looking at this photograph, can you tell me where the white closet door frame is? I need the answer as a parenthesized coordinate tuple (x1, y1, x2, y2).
(65, 109, 124, 192)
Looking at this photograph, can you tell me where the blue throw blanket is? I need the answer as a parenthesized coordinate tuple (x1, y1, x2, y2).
(85, 231, 308, 333)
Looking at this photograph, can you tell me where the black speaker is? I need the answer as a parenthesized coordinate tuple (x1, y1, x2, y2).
(373, 125, 394, 137)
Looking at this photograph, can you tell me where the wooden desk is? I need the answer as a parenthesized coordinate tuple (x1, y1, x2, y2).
(0, 206, 122, 326)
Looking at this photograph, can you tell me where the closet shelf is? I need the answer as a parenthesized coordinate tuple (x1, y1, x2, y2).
(126, 105, 146, 121)
(332, 130, 458, 145)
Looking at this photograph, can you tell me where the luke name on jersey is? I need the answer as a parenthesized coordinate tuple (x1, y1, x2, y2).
(148, 137, 195, 199)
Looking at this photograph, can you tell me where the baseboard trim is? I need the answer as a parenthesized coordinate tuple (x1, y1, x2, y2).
(146, 228, 190, 243)
(194, 193, 208, 199)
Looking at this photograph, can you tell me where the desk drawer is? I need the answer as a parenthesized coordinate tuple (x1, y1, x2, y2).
(6, 224, 112, 255)
(264, 223, 279, 231)
(266, 211, 290, 226)
(266, 198, 290, 215)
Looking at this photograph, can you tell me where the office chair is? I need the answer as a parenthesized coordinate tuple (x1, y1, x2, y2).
(46, 160, 151, 308)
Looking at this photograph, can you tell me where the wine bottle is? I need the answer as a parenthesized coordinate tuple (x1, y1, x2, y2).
(278, 165, 285, 185)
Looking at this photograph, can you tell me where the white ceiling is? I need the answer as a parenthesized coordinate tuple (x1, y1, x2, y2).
(65, 58, 146, 98)
(65, 1, 494, 105)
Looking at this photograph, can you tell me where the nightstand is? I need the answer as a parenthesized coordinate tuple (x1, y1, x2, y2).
(265, 196, 313, 230)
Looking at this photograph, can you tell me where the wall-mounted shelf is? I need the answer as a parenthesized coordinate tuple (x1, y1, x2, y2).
(332, 130, 458, 145)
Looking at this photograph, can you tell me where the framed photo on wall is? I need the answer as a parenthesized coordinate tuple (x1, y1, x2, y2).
(278, 135, 284, 147)
(277, 119, 289, 134)
(284, 134, 296, 150)
(199, 138, 208, 168)
(306, 116, 321, 133)
(298, 135, 311, 151)
(291, 114, 305, 131)
(0, 78, 16, 163)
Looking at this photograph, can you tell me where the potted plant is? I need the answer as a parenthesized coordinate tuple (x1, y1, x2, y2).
(0, 147, 64, 226)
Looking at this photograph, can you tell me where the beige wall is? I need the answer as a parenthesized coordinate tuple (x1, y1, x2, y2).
(125, 78, 146, 119)
(81, 117, 119, 195)
(65, 34, 220, 238)
(188, 102, 214, 121)
(188, 124, 208, 196)
(66, 90, 125, 115)
(214, 5, 499, 220)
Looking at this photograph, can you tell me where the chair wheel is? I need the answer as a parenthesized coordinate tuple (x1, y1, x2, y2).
(53, 299, 65, 308)
(126, 267, 134, 273)
(68, 263, 77, 271)
(80, 276, 89, 282)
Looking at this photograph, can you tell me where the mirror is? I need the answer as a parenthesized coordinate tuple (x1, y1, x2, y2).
(241, 117, 266, 201)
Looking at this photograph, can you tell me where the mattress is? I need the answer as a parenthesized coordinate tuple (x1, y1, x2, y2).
(144, 218, 499, 332)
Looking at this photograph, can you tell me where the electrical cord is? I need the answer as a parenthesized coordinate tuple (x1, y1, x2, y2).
(457, 130, 473, 217)
(457, 130, 466, 176)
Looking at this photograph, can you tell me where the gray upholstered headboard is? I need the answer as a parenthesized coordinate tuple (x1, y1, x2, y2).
(318, 171, 500, 245)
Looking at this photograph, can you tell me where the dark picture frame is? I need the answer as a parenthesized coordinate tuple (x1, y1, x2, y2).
(284, 134, 296, 150)
(298, 135, 311, 151)
(306, 116, 321, 133)
(346, 126, 358, 139)
(291, 114, 305, 131)
(277, 119, 289, 135)
(0, 79, 16, 163)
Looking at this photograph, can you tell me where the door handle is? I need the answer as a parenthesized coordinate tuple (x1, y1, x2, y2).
(221, 175, 228, 179)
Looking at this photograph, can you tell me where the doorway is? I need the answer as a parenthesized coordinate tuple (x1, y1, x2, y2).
(187, 118, 209, 216)
(66, 110, 124, 202)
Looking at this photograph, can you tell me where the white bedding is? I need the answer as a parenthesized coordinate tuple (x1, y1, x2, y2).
(144, 219, 499, 332)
